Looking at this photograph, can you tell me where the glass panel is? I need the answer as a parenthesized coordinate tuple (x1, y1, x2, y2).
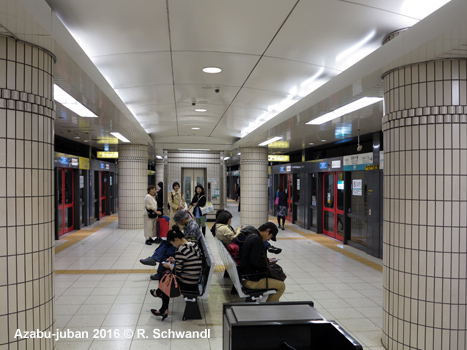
(337, 213, 344, 236)
(324, 174, 334, 208)
(65, 170, 73, 204)
(311, 208, 317, 228)
(311, 174, 317, 206)
(324, 211, 334, 232)
(337, 173, 344, 211)
(351, 171, 367, 216)
(196, 176, 204, 187)
(66, 207, 73, 229)
(184, 176, 192, 203)
(57, 209, 63, 232)
(101, 173, 106, 197)
(58, 170, 63, 206)
(350, 217, 367, 246)
(295, 174, 300, 202)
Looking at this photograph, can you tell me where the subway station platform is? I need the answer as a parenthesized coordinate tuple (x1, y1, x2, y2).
(54, 200, 384, 350)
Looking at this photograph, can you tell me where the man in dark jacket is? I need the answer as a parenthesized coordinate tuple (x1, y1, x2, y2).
(239, 222, 285, 302)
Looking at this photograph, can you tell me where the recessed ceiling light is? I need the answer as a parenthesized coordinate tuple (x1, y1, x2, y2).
(321, 140, 326, 142)
(309, 143, 314, 145)
(74, 136, 80, 139)
(192, 127, 200, 130)
(195, 109, 207, 112)
(203, 67, 222, 74)
(258, 136, 283, 147)
(156, 155, 163, 159)
(306, 97, 383, 125)
(110, 132, 130, 143)
(224, 157, 230, 160)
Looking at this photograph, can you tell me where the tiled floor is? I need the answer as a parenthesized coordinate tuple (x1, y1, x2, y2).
(54, 201, 385, 350)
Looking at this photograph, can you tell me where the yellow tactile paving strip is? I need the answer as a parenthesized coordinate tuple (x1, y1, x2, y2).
(54, 215, 118, 254)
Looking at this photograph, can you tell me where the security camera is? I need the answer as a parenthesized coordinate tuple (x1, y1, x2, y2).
(357, 144, 363, 152)
(214, 88, 220, 93)
(192, 101, 196, 106)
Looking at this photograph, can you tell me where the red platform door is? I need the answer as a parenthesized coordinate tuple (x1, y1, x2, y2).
(58, 168, 75, 236)
(323, 172, 344, 241)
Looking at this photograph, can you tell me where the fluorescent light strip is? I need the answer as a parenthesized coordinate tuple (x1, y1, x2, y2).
(54, 84, 98, 118)
(224, 157, 230, 160)
(258, 136, 283, 147)
(110, 132, 130, 143)
(178, 149, 211, 151)
(156, 155, 163, 159)
(306, 97, 383, 125)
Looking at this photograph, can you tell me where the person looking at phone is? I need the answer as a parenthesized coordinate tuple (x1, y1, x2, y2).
(239, 222, 286, 302)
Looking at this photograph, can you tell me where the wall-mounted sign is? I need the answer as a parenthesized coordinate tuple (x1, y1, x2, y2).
(279, 166, 285, 172)
(286, 166, 292, 172)
(352, 179, 363, 196)
(60, 157, 68, 165)
(79, 176, 84, 189)
(344, 152, 374, 171)
(71, 158, 79, 167)
(100, 163, 105, 169)
(97, 151, 119, 158)
(79, 157, 90, 170)
(365, 165, 379, 170)
(268, 155, 290, 162)
(331, 160, 341, 169)
(105, 164, 110, 170)
(319, 162, 327, 169)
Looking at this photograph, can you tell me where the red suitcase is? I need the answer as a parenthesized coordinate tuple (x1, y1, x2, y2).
(158, 215, 170, 239)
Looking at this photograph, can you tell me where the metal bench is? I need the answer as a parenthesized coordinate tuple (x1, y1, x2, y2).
(215, 238, 276, 302)
(179, 234, 215, 320)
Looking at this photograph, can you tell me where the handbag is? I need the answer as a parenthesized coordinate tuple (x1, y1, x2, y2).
(147, 209, 157, 218)
(274, 196, 279, 205)
(158, 268, 181, 298)
(200, 201, 214, 215)
(268, 263, 287, 281)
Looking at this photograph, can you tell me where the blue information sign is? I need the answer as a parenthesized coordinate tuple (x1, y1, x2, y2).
(60, 157, 68, 165)
(319, 162, 327, 169)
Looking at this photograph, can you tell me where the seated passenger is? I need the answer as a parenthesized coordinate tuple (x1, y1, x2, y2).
(149, 226, 203, 320)
(139, 240, 177, 280)
(239, 222, 285, 302)
(173, 210, 203, 242)
(215, 210, 238, 246)
(210, 209, 225, 237)
(234, 225, 282, 255)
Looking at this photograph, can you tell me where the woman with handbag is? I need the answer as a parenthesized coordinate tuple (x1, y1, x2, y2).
(188, 185, 207, 236)
(144, 185, 161, 245)
(168, 182, 185, 228)
(149, 225, 203, 320)
(275, 185, 288, 230)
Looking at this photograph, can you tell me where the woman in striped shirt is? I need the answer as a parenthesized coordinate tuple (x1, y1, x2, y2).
(150, 225, 203, 320)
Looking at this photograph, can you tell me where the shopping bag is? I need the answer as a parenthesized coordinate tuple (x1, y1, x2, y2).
(158, 269, 181, 298)
(200, 201, 214, 215)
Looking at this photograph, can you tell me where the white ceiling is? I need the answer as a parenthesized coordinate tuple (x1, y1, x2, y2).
(1, 0, 465, 158)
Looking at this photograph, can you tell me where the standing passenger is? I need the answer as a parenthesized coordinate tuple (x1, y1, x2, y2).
(275, 185, 288, 230)
(168, 182, 185, 228)
(144, 185, 161, 245)
(156, 181, 164, 215)
(188, 185, 207, 236)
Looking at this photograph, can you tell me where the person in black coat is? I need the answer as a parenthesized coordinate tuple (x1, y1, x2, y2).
(239, 222, 285, 302)
(156, 181, 164, 215)
(188, 185, 207, 236)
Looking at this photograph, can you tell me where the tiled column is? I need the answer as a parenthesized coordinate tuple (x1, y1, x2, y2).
(118, 144, 147, 229)
(239, 147, 268, 227)
(0, 37, 55, 350)
(155, 157, 164, 186)
(382, 59, 467, 350)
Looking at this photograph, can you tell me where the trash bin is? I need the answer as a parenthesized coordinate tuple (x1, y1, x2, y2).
(223, 302, 363, 350)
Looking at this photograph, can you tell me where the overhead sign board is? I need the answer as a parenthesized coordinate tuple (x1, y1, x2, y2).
(319, 162, 328, 169)
(268, 155, 290, 162)
(97, 151, 119, 158)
